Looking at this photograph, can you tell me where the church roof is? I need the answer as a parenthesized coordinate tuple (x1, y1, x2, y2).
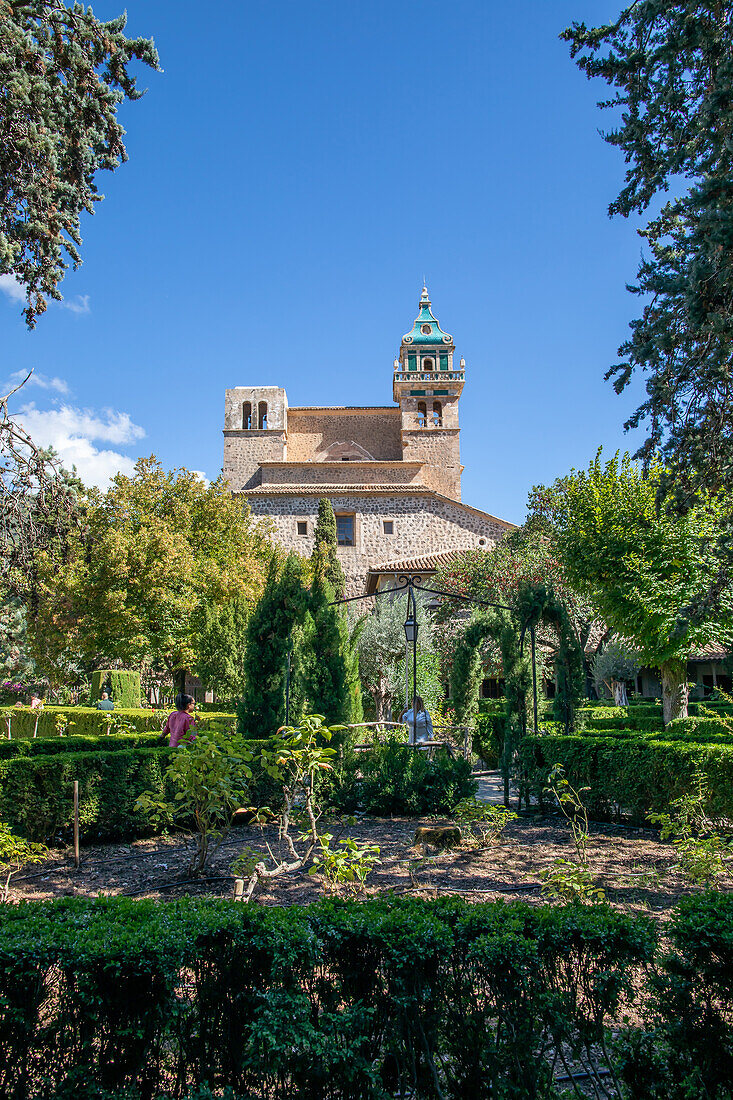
(401, 286, 453, 347)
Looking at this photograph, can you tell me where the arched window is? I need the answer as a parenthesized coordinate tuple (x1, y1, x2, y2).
(258, 401, 268, 429)
(242, 402, 252, 429)
(432, 401, 442, 427)
(423, 358, 434, 372)
(417, 401, 427, 427)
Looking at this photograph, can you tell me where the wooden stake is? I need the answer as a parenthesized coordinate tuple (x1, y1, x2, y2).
(233, 878, 244, 901)
(73, 780, 80, 869)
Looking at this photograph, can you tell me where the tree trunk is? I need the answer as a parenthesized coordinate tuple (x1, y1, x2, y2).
(659, 658, 688, 725)
(612, 679, 628, 707)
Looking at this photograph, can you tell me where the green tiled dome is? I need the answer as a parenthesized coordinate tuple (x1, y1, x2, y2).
(402, 286, 453, 347)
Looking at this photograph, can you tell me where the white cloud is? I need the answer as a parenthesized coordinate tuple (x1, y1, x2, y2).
(60, 294, 90, 315)
(190, 470, 210, 486)
(5, 369, 69, 396)
(0, 275, 90, 314)
(14, 402, 146, 489)
(0, 275, 25, 303)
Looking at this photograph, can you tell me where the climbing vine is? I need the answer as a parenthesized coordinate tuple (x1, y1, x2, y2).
(450, 584, 584, 804)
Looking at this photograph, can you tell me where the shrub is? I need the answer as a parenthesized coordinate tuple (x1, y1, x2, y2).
(334, 738, 477, 816)
(90, 670, 142, 709)
(617, 892, 733, 1099)
(1, 706, 236, 740)
(0, 895, 656, 1099)
(520, 732, 733, 822)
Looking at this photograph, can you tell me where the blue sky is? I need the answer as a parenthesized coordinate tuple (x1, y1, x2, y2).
(1, 0, 647, 523)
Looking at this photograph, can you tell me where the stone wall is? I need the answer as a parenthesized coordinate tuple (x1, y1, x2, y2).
(242, 490, 512, 595)
(259, 461, 425, 487)
(224, 387, 287, 431)
(286, 408, 402, 461)
(223, 431, 286, 491)
(401, 430, 461, 500)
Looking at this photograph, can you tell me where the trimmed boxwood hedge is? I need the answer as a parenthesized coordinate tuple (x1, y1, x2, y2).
(0, 739, 277, 842)
(521, 732, 733, 821)
(0, 894, 656, 1099)
(0, 892, 730, 1100)
(0, 706, 237, 740)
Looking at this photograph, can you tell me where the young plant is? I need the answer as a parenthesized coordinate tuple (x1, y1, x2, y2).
(310, 832, 381, 895)
(135, 728, 253, 876)
(452, 796, 517, 847)
(0, 708, 12, 740)
(54, 713, 74, 738)
(540, 763, 605, 904)
(232, 713, 341, 901)
(648, 771, 733, 887)
(0, 822, 47, 901)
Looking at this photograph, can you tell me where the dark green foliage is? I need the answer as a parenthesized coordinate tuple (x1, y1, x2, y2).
(238, 554, 310, 737)
(313, 497, 345, 599)
(334, 741, 477, 816)
(562, 5, 733, 622)
(294, 566, 362, 730)
(1, 2, 160, 326)
(0, 732, 162, 758)
(0, 738, 276, 842)
(617, 892, 733, 1099)
(90, 669, 141, 709)
(0, 894, 657, 1099)
(0, 747, 169, 841)
(521, 732, 733, 822)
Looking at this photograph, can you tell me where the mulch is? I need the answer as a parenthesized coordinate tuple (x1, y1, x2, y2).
(10, 813, 727, 921)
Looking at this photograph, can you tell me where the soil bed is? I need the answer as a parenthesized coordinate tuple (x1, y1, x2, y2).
(10, 814, 728, 920)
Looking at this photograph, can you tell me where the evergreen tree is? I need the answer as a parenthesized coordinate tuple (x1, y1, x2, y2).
(295, 559, 362, 728)
(237, 553, 309, 737)
(312, 498, 345, 599)
(1, 3, 160, 326)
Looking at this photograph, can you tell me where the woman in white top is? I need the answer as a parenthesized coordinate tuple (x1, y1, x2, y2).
(401, 695, 434, 744)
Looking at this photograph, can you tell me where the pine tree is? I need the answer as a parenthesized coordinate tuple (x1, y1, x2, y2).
(312, 498, 345, 599)
(237, 554, 309, 736)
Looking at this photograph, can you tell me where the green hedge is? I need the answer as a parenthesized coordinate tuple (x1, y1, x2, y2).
(520, 732, 733, 822)
(90, 669, 141, 709)
(0, 894, 657, 1099)
(0, 748, 169, 841)
(0, 732, 164, 759)
(0, 893, 731, 1099)
(0, 739, 277, 842)
(0, 706, 236, 740)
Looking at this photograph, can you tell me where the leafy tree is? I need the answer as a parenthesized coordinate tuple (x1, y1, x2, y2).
(136, 724, 253, 876)
(295, 561, 362, 727)
(237, 553, 310, 737)
(1, 2, 159, 326)
(356, 592, 436, 721)
(590, 637, 640, 706)
(194, 597, 249, 704)
(32, 457, 272, 689)
(562, 3, 733, 616)
(0, 594, 39, 687)
(532, 452, 733, 723)
(312, 498, 345, 599)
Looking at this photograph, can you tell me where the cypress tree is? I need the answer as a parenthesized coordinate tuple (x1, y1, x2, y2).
(313, 498, 345, 599)
(237, 554, 309, 736)
(295, 558, 362, 733)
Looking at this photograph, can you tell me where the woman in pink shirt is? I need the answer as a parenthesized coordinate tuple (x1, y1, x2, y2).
(164, 694, 197, 747)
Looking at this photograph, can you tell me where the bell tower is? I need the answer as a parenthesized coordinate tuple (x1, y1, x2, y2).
(393, 286, 465, 501)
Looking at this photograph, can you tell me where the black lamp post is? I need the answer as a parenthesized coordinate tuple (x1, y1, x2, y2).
(403, 587, 419, 742)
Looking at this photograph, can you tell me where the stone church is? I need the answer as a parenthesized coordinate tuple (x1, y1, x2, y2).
(222, 287, 514, 594)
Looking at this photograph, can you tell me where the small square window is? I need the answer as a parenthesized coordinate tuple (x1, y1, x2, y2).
(297, 521, 307, 536)
(336, 514, 355, 546)
(383, 521, 394, 534)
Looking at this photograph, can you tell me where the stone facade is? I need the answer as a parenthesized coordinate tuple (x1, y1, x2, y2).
(222, 288, 515, 593)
